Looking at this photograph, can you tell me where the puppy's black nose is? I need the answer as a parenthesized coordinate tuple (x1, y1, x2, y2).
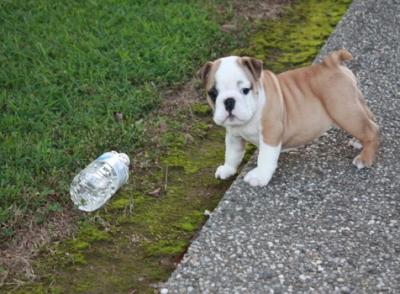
(224, 98, 235, 112)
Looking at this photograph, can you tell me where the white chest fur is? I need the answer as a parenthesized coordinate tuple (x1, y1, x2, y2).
(229, 119, 261, 146)
(227, 83, 266, 147)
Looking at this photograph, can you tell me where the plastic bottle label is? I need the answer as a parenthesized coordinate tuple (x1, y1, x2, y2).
(96, 152, 128, 188)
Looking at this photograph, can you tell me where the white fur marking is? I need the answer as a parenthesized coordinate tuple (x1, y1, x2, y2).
(215, 133, 245, 179)
(352, 155, 365, 169)
(349, 138, 363, 149)
(244, 140, 281, 187)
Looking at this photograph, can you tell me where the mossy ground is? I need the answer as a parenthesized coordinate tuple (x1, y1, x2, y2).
(4, 0, 352, 293)
(235, 0, 352, 72)
(18, 122, 232, 294)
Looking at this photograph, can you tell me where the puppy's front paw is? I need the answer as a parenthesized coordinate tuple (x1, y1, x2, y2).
(215, 165, 237, 180)
(244, 167, 273, 187)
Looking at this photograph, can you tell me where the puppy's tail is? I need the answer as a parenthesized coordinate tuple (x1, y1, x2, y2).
(323, 49, 352, 67)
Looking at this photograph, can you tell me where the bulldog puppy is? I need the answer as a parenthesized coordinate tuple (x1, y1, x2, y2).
(199, 49, 379, 187)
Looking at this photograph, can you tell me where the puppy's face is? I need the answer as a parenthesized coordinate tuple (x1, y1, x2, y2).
(199, 56, 263, 127)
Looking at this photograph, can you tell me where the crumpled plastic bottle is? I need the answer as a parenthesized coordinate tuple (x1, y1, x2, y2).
(70, 151, 130, 212)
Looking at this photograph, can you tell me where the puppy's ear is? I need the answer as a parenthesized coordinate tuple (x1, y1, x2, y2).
(198, 61, 213, 87)
(240, 57, 263, 81)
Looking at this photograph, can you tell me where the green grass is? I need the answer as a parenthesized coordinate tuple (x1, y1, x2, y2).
(0, 0, 234, 230)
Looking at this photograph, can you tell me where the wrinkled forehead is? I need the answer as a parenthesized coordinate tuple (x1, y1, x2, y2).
(214, 56, 250, 89)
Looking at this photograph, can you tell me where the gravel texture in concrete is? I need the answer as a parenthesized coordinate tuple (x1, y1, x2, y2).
(165, 0, 400, 292)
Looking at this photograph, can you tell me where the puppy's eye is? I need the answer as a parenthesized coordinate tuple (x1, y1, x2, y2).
(241, 88, 251, 95)
(208, 87, 218, 102)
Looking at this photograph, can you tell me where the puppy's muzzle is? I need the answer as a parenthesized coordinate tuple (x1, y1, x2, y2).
(224, 98, 235, 113)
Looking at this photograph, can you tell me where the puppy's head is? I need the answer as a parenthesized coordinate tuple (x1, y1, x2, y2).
(199, 56, 263, 127)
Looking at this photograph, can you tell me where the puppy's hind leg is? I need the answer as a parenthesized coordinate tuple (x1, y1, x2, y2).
(323, 89, 379, 169)
(336, 113, 378, 168)
(348, 93, 379, 169)
(351, 121, 379, 169)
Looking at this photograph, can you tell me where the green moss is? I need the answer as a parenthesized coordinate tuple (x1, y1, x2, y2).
(133, 193, 146, 206)
(192, 102, 212, 116)
(176, 211, 204, 232)
(77, 224, 110, 242)
(109, 197, 131, 210)
(160, 132, 186, 148)
(73, 280, 92, 293)
(70, 253, 87, 265)
(69, 240, 90, 251)
(13, 284, 62, 294)
(145, 239, 188, 256)
(50, 286, 64, 294)
(115, 195, 144, 224)
(146, 264, 172, 281)
(191, 121, 211, 138)
(235, 0, 352, 73)
(195, 122, 210, 132)
(162, 149, 201, 174)
(243, 143, 257, 162)
(180, 222, 196, 232)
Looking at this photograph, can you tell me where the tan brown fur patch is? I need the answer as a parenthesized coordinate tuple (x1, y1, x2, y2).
(260, 49, 379, 167)
(237, 57, 263, 95)
(199, 60, 221, 109)
(261, 70, 284, 146)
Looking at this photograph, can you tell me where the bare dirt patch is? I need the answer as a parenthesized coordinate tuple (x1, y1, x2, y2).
(228, 0, 291, 20)
(219, 0, 292, 33)
(0, 209, 77, 287)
